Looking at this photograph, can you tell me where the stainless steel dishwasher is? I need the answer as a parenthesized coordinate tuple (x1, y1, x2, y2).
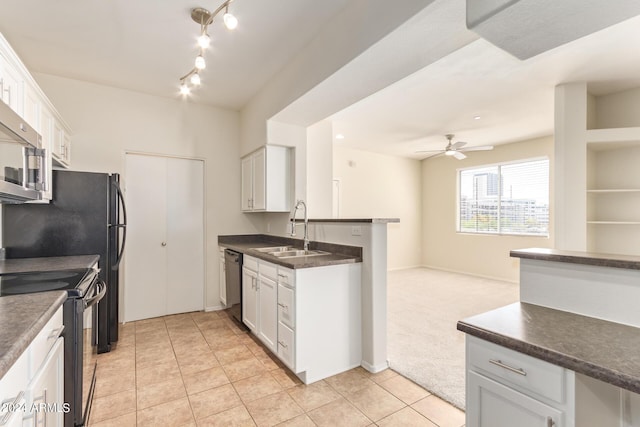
(224, 249, 243, 324)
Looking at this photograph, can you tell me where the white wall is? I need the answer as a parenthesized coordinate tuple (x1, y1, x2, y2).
(33, 73, 257, 311)
(306, 121, 334, 218)
(594, 87, 640, 129)
(333, 146, 422, 270)
(422, 136, 554, 282)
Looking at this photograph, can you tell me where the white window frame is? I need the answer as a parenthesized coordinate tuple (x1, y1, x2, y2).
(456, 156, 550, 237)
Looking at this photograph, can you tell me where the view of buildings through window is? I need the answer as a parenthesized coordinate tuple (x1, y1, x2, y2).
(458, 159, 550, 236)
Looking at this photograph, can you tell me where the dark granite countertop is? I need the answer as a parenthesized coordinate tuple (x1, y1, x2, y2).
(511, 248, 640, 270)
(293, 218, 400, 223)
(0, 291, 67, 380)
(218, 234, 362, 269)
(457, 302, 640, 394)
(0, 255, 100, 275)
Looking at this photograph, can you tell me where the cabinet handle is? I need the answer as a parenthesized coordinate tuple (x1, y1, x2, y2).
(547, 416, 555, 427)
(278, 340, 288, 349)
(488, 359, 527, 376)
(277, 302, 288, 309)
(0, 391, 24, 425)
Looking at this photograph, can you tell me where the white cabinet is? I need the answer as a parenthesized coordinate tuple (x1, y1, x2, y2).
(219, 247, 227, 307)
(0, 306, 64, 427)
(241, 146, 291, 212)
(241, 255, 278, 351)
(241, 255, 361, 384)
(24, 338, 64, 427)
(242, 262, 258, 332)
(468, 371, 564, 427)
(465, 335, 623, 427)
(0, 350, 28, 427)
(0, 53, 23, 115)
(257, 272, 277, 353)
(466, 336, 568, 427)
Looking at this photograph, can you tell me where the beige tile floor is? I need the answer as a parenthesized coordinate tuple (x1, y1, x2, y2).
(90, 310, 465, 427)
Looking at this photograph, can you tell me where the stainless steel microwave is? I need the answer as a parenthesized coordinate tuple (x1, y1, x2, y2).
(0, 100, 47, 203)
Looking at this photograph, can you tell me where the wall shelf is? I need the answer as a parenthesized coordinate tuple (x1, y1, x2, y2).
(587, 189, 640, 193)
(587, 221, 640, 225)
(586, 127, 640, 146)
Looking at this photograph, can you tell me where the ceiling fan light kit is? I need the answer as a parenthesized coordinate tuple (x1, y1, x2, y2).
(416, 134, 494, 160)
(179, 1, 238, 95)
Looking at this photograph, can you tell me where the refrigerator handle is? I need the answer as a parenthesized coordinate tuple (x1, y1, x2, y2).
(112, 180, 127, 270)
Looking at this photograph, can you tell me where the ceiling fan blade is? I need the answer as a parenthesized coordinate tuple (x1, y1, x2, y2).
(460, 145, 494, 152)
(453, 151, 467, 160)
(450, 141, 467, 150)
(415, 149, 445, 153)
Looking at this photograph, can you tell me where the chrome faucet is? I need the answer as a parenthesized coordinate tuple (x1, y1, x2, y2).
(290, 200, 309, 251)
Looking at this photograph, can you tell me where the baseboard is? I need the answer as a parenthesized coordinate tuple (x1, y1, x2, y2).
(361, 360, 390, 373)
(387, 264, 423, 272)
(205, 305, 226, 312)
(420, 264, 518, 284)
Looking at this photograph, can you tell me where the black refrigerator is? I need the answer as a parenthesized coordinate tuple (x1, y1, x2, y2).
(2, 170, 127, 353)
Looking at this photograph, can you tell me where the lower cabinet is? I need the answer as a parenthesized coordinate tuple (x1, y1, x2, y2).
(0, 306, 64, 427)
(24, 337, 64, 427)
(242, 266, 258, 332)
(242, 255, 361, 384)
(465, 335, 624, 427)
(468, 371, 564, 427)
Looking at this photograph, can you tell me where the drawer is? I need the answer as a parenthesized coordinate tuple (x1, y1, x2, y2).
(29, 306, 64, 375)
(0, 348, 29, 406)
(244, 255, 258, 272)
(277, 322, 295, 371)
(277, 284, 295, 329)
(276, 267, 295, 288)
(468, 336, 565, 404)
(260, 261, 277, 281)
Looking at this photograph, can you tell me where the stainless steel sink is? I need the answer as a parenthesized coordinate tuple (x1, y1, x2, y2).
(253, 246, 294, 253)
(270, 250, 330, 258)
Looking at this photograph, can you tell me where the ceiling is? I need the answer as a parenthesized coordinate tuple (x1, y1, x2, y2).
(1, 1, 639, 159)
(0, 0, 352, 109)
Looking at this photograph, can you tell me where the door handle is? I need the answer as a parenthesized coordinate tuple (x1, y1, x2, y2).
(161, 242, 167, 247)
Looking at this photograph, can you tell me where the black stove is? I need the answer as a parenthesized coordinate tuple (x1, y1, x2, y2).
(0, 266, 103, 427)
(0, 269, 95, 297)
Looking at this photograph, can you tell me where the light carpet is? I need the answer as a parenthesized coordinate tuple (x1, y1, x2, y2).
(387, 267, 519, 410)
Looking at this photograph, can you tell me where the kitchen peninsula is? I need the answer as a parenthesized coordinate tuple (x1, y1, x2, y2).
(219, 234, 362, 384)
(458, 248, 640, 426)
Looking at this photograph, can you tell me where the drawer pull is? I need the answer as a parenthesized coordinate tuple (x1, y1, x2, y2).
(278, 340, 288, 349)
(0, 391, 24, 425)
(489, 359, 527, 376)
(547, 416, 555, 427)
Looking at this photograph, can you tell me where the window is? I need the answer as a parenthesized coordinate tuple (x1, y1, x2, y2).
(458, 158, 549, 236)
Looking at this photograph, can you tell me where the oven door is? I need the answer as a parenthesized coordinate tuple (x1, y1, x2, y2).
(78, 278, 105, 426)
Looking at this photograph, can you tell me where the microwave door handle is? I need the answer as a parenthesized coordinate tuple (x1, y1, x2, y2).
(111, 180, 127, 269)
(84, 280, 107, 309)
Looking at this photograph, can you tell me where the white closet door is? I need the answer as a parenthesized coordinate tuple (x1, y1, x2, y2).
(123, 154, 205, 322)
(165, 157, 204, 315)
(124, 154, 168, 322)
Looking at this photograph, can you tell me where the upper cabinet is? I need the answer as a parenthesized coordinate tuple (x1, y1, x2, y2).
(241, 145, 292, 212)
(0, 32, 72, 202)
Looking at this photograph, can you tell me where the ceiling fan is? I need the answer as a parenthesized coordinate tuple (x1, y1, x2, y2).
(417, 134, 494, 160)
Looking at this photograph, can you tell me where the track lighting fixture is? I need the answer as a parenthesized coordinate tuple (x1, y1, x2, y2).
(179, 0, 239, 95)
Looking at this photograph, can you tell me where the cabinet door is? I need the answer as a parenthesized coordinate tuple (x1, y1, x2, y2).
(242, 267, 258, 332)
(258, 274, 277, 353)
(467, 371, 564, 427)
(0, 57, 22, 114)
(241, 155, 253, 211)
(252, 148, 266, 210)
(277, 283, 294, 329)
(25, 337, 64, 427)
(277, 322, 295, 371)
